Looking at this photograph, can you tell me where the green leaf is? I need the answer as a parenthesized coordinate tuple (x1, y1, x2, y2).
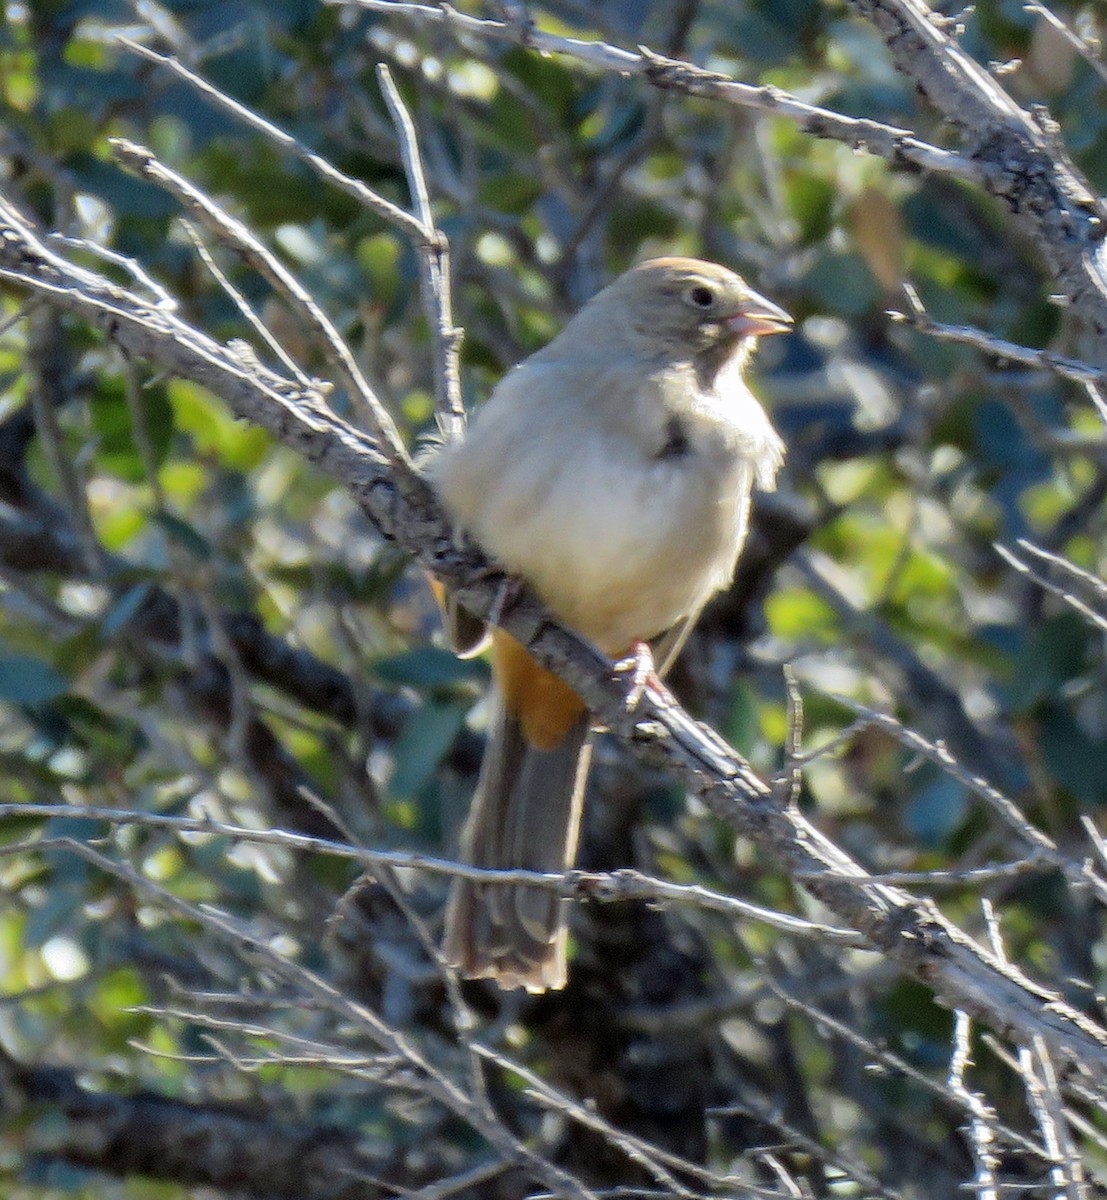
(170, 378, 273, 469)
(0, 652, 68, 706)
(372, 648, 488, 690)
(388, 699, 469, 800)
(88, 376, 174, 483)
(356, 232, 402, 304)
(765, 587, 838, 640)
(1006, 613, 1087, 712)
(149, 511, 213, 561)
(501, 46, 578, 124)
(786, 174, 835, 244)
(478, 173, 542, 213)
(100, 581, 154, 638)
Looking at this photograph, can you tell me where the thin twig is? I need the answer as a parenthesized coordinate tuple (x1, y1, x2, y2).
(375, 64, 465, 443)
(820, 691, 1107, 905)
(767, 977, 1050, 1161)
(983, 902, 1088, 1200)
(893, 282, 1107, 389)
(998, 539, 1107, 637)
(0, 801, 865, 942)
(830, 860, 1048, 886)
(781, 663, 804, 808)
(984, 1033, 1107, 1177)
(109, 137, 407, 457)
(949, 1010, 1002, 1200)
(1024, 2, 1107, 89)
(49, 231, 178, 310)
(468, 1039, 729, 1197)
(2, 192, 1107, 1084)
(844, 0, 1107, 341)
(710, 1091, 898, 1198)
(396, 1160, 514, 1200)
(119, 35, 466, 436)
(7, 833, 599, 1200)
(332, 0, 977, 180)
(180, 220, 311, 386)
(116, 37, 430, 247)
(1021, 1036, 1089, 1200)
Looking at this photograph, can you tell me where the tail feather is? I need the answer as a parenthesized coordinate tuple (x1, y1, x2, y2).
(443, 700, 592, 992)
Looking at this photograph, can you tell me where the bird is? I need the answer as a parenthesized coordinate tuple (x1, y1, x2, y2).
(428, 257, 790, 992)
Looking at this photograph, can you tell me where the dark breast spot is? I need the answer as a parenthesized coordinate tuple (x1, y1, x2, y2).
(655, 415, 691, 461)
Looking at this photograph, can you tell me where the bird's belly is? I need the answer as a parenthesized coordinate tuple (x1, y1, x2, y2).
(469, 438, 752, 655)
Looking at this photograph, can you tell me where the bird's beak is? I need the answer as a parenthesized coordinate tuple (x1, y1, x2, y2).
(727, 290, 793, 337)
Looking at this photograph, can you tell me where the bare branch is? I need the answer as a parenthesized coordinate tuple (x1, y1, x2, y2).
(11, 834, 599, 1200)
(768, 977, 1050, 1162)
(820, 691, 1107, 903)
(845, 0, 1107, 339)
(9, 8, 1107, 1195)
(0, 181, 1105, 1087)
(948, 1011, 1002, 1200)
(376, 63, 465, 442)
(117, 36, 431, 247)
(181, 220, 312, 386)
(1021, 1036, 1089, 1200)
(119, 36, 465, 442)
(0, 801, 864, 943)
(332, 0, 976, 180)
(1025, 2, 1107, 89)
(49, 231, 178, 309)
(0, 1044, 401, 1200)
(893, 281, 1107, 389)
(998, 539, 1107, 637)
(349, 0, 1107, 339)
(109, 137, 407, 456)
(984, 902, 1089, 1200)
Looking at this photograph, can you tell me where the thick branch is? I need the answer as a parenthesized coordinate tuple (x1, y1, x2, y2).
(333, 0, 975, 180)
(847, 0, 1107, 339)
(0, 190, 1106, 1078)
(350, 0, 1107, 347)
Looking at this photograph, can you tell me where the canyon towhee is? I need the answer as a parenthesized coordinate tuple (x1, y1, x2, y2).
(430, 257, 790, 991)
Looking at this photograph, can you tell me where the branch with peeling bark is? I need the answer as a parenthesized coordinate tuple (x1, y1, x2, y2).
(845, 0, 1107, 340)
(0, 185, 1104, 1083)
(343, 0, 1107, 406)
(333, 0, 977, 180)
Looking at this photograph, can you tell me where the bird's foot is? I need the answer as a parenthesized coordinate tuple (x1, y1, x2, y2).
(613, 640, 676, 711)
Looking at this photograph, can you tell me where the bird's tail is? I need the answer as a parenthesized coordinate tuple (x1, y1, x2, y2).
(443, 696, 593, 992)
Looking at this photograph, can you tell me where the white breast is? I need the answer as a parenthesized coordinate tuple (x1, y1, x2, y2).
(430, 355, 782, 655)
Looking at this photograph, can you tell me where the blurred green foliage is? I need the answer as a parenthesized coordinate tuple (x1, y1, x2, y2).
(1, 1, 1107, 1197)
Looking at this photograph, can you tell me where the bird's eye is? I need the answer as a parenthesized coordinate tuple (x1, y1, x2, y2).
(688, 284, 715, 309)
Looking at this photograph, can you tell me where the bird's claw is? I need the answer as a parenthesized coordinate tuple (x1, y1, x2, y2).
(613, 640, 675, 711)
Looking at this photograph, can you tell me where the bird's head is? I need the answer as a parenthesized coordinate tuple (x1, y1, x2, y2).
(601, 257, 792, 364)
